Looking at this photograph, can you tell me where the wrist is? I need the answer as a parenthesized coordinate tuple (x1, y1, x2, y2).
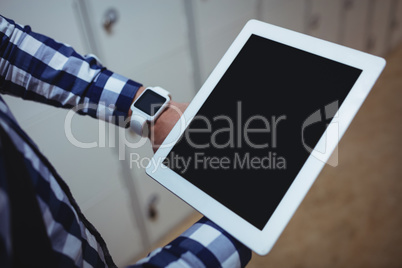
(149, 100, 188, 152)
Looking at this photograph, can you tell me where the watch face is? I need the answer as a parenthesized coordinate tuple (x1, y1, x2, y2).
(134, 90, 167, 116)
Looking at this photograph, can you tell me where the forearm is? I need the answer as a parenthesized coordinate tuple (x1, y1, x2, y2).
(0, 15, 141, 126)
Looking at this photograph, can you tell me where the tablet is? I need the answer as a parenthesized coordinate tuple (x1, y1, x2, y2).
(146, 20, 385, 255)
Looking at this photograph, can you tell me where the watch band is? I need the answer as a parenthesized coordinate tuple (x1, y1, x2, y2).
(130, 114, 148, 137)
(152, 86, 171, 97)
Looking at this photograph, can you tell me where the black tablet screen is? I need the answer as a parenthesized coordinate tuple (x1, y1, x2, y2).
(164, 34, 362, 230)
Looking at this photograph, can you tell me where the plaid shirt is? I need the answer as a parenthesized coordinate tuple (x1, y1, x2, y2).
(0, 15, 251, 267)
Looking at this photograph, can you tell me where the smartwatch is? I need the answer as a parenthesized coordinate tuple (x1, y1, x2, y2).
(130, 86, 171, 136)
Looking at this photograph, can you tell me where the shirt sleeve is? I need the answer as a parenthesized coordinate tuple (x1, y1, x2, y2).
(130, 217, 252, 268)
(0, 15, 142, 126)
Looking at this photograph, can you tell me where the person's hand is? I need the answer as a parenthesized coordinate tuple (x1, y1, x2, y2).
(149, 101, 188, 153)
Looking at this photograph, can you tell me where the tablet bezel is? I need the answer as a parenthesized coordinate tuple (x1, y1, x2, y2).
(145, 20, 386, 255)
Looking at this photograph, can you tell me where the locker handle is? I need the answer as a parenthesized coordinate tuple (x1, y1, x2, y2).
(103, 8, 119, 34)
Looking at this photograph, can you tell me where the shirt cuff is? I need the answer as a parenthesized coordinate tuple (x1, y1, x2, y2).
(88, 68, 142, 127)
(131, 217, 252, 268)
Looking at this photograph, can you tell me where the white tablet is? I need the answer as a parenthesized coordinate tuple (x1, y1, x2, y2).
(146, 20, 385, 255)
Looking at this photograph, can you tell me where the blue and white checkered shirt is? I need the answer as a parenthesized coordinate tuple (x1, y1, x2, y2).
(0, 15, 251, 267)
